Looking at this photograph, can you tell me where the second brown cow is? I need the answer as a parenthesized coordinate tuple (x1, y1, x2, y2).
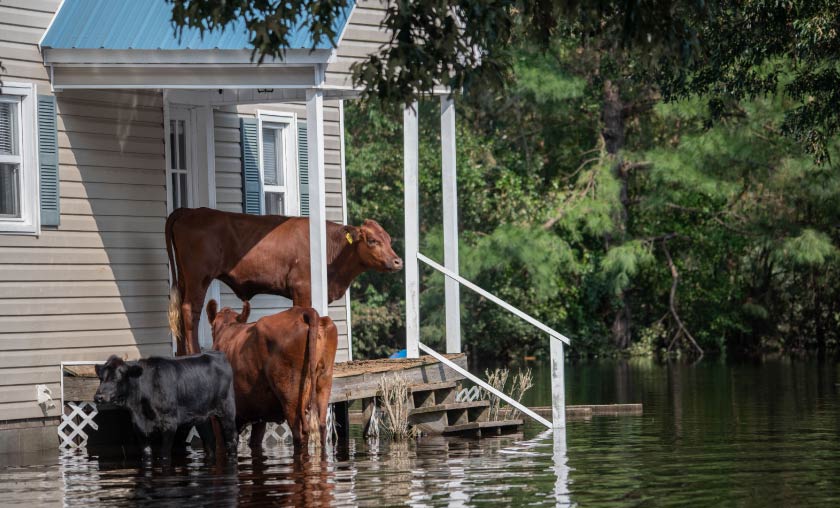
(167, 207, 402, 355)
(206, 300, 338, 453)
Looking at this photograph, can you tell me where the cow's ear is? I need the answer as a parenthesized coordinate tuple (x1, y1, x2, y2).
(239, 301, 251, 323)
(94, 363, 102, 379)
(126, 364, 143, 378)
(207, 299, 218, 323)
(343, 225, 362, 244)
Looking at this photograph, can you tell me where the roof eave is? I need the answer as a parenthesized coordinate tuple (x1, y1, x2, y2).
(42, 48, 337, 66)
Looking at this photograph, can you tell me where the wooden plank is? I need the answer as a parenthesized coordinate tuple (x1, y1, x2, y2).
(58, 215, 165, 233)
(0, 296, 168, 316)
(59, 150, 163, 172)
(0, 328, 170, 352)
(0, 280, 168, 299)
(56, 101, 162, 124)
(0, 401, 61, 420)
(0, 264, 168, 282)
(0, 5, 54, 28)
(60, 165, 166, 186)
(61, 197, 166, 217)
(0, 367, 60, 386)
(0, 312, 167, 334)
(58, 115, 162, 139)
(0, 229, 165, 249)
(0, 24, 44, 45)
(329, 355, 467, 403)
(0, 0, 60, 14)
(61, 181, 166, 201)
(58, 90, 163, 109)
(0, 383, 60, 404)
(0, 343, 172, 370)
(58, 132, 163, 156)
(0, 247, 166, 265)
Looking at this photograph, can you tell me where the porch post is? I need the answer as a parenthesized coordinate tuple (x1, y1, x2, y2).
(550, 336, 566, 429)
(440, 95, 461, 354)
(306, 88, 329, 315)
(404, 102, 420, 359)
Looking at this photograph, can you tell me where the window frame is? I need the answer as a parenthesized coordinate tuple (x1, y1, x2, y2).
(0, 82, 39, 235)
(256, 110, 299, 216)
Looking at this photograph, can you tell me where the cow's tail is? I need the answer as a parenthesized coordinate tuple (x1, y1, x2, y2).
(302, 307, 322, 448)
(166, 209, 187, 340)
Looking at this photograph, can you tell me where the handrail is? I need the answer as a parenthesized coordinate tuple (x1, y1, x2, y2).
(418, 343, 553, 429)
(417, 252, 571, 345)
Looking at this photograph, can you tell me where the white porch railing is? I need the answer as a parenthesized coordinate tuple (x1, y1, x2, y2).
(416, 253, 569, 429)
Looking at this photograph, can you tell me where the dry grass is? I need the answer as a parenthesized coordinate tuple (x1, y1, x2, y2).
(378, 374, 418, 440)
(482, 368, 534, 421)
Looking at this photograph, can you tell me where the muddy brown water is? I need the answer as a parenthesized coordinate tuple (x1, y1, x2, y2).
(1, 357, 839, 506)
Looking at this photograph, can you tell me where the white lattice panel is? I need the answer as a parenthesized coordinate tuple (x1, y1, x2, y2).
(59, 402, 99, 449)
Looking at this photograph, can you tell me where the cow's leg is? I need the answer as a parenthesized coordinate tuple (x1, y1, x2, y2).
(287, 413, 305, 455)
(196, 421, 217, 460)
(249, 422, 267, 451)
(181, 280, 210, 355)
(136, 432, 153, 463)
(220, 414, 238, 462)
(160, 428, 176, 463)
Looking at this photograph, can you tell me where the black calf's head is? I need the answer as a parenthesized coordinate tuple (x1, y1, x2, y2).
(94, 355, 142, 405)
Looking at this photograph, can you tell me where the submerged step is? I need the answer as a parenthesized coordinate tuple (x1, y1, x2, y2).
(442, 419, 524, 436)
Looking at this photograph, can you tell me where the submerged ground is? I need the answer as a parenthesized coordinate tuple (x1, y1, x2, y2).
(0, 358, 838, 506)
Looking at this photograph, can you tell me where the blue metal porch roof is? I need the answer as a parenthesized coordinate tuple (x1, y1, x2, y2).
(41, 0, 354, 50)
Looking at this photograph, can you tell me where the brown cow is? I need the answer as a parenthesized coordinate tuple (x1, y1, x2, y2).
(166, 207, 402, 355)
(206, 300, 338, 454)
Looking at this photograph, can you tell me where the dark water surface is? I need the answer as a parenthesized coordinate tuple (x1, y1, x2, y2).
(1, 358, 838, 506)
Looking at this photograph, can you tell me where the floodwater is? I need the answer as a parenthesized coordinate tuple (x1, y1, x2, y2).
(1, 357, 839, 506)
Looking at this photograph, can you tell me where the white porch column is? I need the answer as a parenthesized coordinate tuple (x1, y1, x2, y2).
(306, 88, 329, 315)
(440, 96, 461, 354)
(550, 336, 566, 429)
(404, 102, 420, 359)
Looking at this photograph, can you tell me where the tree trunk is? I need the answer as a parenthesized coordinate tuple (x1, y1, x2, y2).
(603, 78, 632, 349)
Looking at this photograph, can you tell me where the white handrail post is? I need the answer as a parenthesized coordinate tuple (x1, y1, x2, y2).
(440, 95, 461, 354)
(550, 336, 566, 429)
(404, 102, 420, 359)
(306, 86, 328, 316)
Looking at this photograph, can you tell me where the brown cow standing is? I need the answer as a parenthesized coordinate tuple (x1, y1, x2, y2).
(166, 207, 402, 355)
(206, 300, 338, 454)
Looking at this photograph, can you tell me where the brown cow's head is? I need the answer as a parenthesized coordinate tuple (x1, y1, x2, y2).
(206, 299, 250, 342)
(345, 219, 403, 272)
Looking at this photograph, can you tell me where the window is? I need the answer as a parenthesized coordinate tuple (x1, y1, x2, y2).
(169, 118, 189, 210)
(258, 111, 298, 216)
(0, 83, 38, 234)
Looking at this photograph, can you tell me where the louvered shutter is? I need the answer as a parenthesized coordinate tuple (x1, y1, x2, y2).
(240, 118, 262, 214)
(38, 95, 59, 226)
(297, 123, 309, 217)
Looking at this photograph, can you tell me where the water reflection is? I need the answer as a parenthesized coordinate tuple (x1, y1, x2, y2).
(0, 358, 838, 506)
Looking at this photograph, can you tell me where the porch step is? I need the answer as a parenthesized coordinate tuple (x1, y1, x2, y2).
(442, 419, 524, 437)
(408, 400, 488, 416)
(409, 380, 457, 393)
(411, 380, 458, 408)
(408, 400, 490, 433)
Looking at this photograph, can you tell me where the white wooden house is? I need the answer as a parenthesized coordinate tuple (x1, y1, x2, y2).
(0, 0, 569, 453)
(0, 0, 396, 453)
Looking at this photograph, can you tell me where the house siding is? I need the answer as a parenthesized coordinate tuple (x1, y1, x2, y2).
(326, 0, 390, 89)
(0, 1, 171, 422)
(0, 0, 389, 425)
(213, 102, 352, 363)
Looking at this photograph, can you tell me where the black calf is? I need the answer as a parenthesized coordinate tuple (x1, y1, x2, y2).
(94, 351, 237, 462)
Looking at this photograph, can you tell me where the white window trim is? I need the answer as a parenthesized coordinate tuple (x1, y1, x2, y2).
(0, 82, 40, 235)
(257, 110, 299, 216)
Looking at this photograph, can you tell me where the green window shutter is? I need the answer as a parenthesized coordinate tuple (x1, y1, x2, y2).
(297, 123, 309, 217)
(240, 117, 262, 214)
(38, 95, 59, 226)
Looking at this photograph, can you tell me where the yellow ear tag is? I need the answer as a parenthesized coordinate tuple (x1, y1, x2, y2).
(345, 232, 353, 244)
